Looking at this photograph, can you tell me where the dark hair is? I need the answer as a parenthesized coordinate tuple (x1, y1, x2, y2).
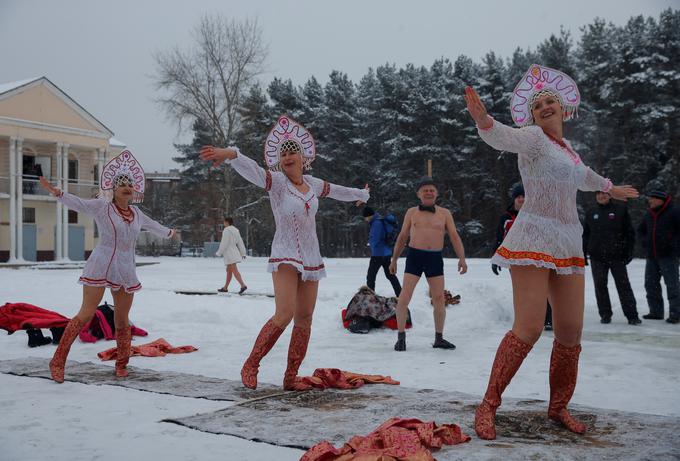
(416, 176, 437, 191)
(223, 216, 234, 225)
(362, 206, 375, 218)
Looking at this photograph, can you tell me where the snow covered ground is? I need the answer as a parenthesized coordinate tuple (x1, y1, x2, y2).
(1, 257, 678, 460)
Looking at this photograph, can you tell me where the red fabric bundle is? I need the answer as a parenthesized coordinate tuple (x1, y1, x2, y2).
(98, 338, 198, 361)
(293, 368, 400, 390)
(302, 417, 471, 461)
(0, 302, 70, 333)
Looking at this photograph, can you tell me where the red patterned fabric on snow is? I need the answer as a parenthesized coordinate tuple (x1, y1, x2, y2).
(301, 417, 471, 461)
(291, 368, 400, 391)
(97, 338, 197, 361)
(0, 302, 70, 333)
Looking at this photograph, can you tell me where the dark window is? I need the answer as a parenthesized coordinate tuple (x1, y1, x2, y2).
(94, 222, 99, 238)
(22, 207, 36, 223)
(68, 159, 78, 184)
(68, 210, 78, 224)
(94, 164, 99, 184)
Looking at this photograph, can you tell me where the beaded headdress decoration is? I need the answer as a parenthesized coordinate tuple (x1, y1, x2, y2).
(99, 150, 145, 203)
(510, 64, 580, 127)
(264, 115, 316, 171)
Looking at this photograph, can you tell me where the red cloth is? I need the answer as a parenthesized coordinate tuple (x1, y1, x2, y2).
(0, 302, 70, 333)
(341, 309, 411, 331)
(301, 417, 471, 461)
(292, 368, 400, 391)
(97, 338, 198, 361)
(79, 310, 148, 343)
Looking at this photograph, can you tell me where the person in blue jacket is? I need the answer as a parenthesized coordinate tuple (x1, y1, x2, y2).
(362, 206, 402, 297)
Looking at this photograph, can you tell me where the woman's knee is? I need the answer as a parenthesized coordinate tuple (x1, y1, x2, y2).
(511, 324, 543, 346)
(554, 327, 582, 347)
(273, 311, 294, 328)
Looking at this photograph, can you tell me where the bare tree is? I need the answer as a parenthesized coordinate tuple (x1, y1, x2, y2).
(153, 14, 268, 212)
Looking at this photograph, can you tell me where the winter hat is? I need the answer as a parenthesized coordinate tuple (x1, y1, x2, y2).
(511, 183, 525, 200)
(416, 177, 437, 191)
(647, 189, 668, 201)
(362, 206, 375, 218)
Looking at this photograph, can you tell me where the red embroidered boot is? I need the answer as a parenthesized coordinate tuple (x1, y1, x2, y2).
(49, 317, 85, 383)
(548, 341, 586, 434)
(475, 330, 533, 440)
(115, 326, 132, 378)
(283, 325, 312, 391)
(241, 319, 284, 389)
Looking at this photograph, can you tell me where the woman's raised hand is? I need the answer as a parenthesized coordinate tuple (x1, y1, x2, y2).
(39, 176, 61, 197)
(199, 146, 238, 167)
(609, 185, 639, 201)
(464, 86, 493, 129)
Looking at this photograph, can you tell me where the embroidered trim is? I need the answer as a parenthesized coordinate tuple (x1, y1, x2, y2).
(265, 170, 273, 191)
(79, 277, 142, 292)
(544, 131, 581, 165)
(320, 181, 330, 198)
(268, 258, 325, 271)
(602, 180, 613, 193)
(104, 206, 118, 281)
(495, 246, 585, 268)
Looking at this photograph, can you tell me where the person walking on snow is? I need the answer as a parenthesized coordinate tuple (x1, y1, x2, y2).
(216, 216, 248, 294)
(465, 64, 638, 439)
(39, 150, 176, 383)
(583, 191, 640, 324)
(200, 115, 369, 390)
(362, 206, 402, 297)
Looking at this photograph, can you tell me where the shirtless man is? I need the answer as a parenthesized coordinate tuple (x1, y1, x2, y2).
(389, 177, 467, 351)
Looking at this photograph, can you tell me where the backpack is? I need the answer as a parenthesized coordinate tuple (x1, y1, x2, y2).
(380, 214, 399, 247)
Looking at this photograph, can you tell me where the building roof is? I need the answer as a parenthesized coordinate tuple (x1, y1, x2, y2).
(109, 137, 126, 147)
(0, 76, 114, 137)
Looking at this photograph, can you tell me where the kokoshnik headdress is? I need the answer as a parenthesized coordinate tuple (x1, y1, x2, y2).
(510, 64, 580, 127)
(264, 115, 316, 171)
(99, 150, 145, 203)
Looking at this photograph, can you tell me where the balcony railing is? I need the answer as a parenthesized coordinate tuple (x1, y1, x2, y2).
(10, 176, 100, 199)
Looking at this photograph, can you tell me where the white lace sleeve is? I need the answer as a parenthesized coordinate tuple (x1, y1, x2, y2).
(308, 176, 369, 202)
(57, 192, 108, 216)
(478, 118, 544, 160)
(227, 149, 284, 192)
(137, 209, 173, 239)
(578, 164, 612, 192)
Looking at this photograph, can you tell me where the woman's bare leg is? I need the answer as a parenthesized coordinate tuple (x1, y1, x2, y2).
(111, 289, 135, 377)
(284, 277, 319, 390)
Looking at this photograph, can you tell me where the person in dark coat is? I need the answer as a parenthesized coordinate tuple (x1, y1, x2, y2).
(583, 191, 640, 324)
(363, 207, 402, 297)
(492, 184, 552, 330)
(637, 190, 680, 324)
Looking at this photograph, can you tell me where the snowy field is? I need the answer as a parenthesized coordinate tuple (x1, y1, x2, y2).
(1, 257, 679, 461)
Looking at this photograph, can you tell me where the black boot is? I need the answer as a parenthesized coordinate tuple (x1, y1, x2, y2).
(50, 327, 65, 345)
(433, 332, 456, 349)
(26, 328, 52, 348)
(394, 331, 406, 351)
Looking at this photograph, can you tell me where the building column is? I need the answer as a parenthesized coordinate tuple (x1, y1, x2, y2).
(62, 144, 70, 260)
(55, 142, 63, 260)
(8, 137, 16, 262)
(97, 148, 105, 184)
(16, 138, 24, 261)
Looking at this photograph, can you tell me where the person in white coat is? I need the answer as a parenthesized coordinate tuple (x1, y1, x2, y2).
(216, 216, 247, 294)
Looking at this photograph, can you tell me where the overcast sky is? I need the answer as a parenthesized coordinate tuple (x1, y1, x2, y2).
(0, 0, 676, 171)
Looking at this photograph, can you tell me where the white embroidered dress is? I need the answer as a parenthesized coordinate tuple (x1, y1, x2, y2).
(216, 226, 247, 265)
(57, 192, 173, 292)
(479, 119, 612, 275)
(227, 150, 370, 281)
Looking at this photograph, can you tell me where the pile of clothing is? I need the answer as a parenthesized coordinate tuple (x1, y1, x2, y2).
(341, 286, 412, 334)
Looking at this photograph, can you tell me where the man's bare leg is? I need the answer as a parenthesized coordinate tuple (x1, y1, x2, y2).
(427, 275, 455, 349)
(395, 273, 421, 351)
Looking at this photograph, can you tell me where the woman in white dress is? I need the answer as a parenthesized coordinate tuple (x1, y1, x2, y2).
(39, 150, 175, 383)
(200, 115, 369, 390)
(216, 216, 247, 293)
(464, 65, 638, 439)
